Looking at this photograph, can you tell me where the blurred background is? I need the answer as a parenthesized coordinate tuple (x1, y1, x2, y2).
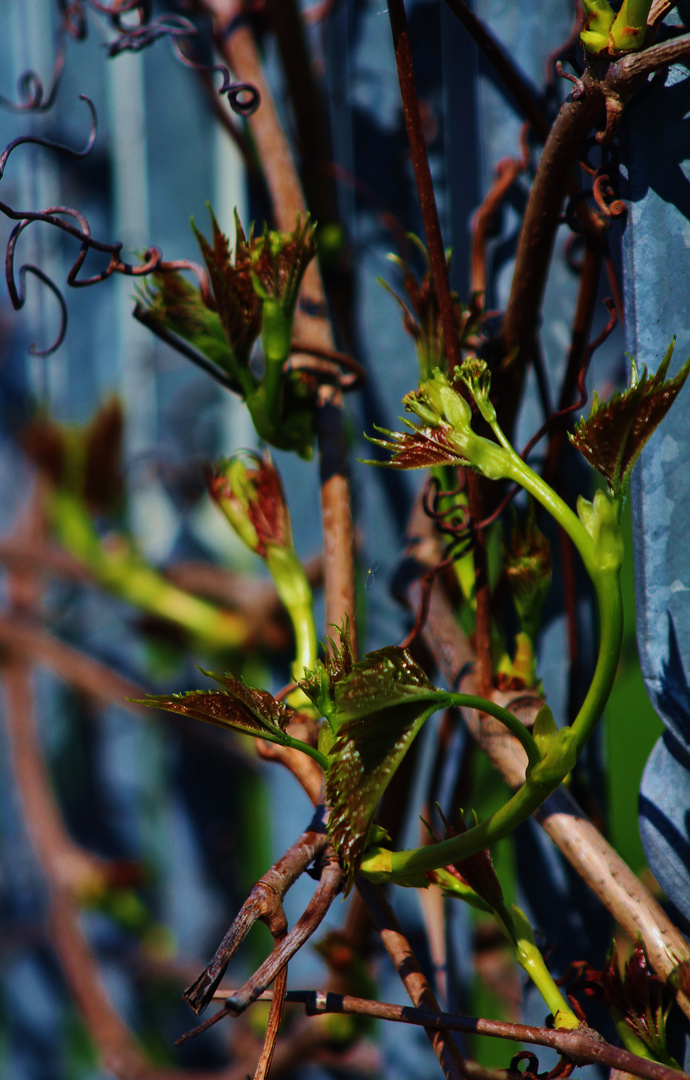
(0, 1, 686, 1077)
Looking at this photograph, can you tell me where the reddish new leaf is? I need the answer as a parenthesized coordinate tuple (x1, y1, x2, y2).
(136, 670, 292, 745)
(570, 339, 690, 502)
(364, 423, 469, 470)
(325, 647, 447, 889)
(300, 620, 355, 726)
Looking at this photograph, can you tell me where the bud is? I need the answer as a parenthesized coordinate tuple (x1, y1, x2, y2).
(208, 451, 292, 558)
(380, 238, 481, 379)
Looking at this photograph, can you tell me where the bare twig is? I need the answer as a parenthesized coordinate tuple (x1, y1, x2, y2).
(223, 851, 344, 1013)
(388, 0, 494, 688)
(357, 879, 471, 1080)
(255, 739, 324, 806)
(183, 809, 331, 1013)
(215, 986, 690, 1080)
(471, 135, 530, 298)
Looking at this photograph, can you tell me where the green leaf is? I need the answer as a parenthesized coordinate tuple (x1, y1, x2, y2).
(192, 209, 262, 370)
(137, 269, 236, 376)
(300, 620, 355, 728)
(135, 669, 292, 743)
(325, 647, 446, 890)
(570, 340, 690, 506)
(363, 422, 469, 470)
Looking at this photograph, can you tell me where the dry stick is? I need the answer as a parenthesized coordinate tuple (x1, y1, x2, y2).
(406, 571, 690, 1022)
(1, 656, 120, 896)
(224, 854, 344, 1013)
(502, 73, 606, 379)
(253, 905, 288, 1080)
(1, 651, 219, 1079)
(183, 812, 331, 1013)
(0, 613, 151, 708)
(263, 0, 340, 232)
(214, 989, 690, 1080)
(358, 880, 501, 1080)
(387, 0, 493, 693)
(471, 146, 529, 300)
(503, 31, 690, 390)
(179, 855, 344, 1045)
(207, 0, 357, 650)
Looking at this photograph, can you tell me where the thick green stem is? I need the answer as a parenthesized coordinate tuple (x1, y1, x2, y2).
(445, 693, 540, 767)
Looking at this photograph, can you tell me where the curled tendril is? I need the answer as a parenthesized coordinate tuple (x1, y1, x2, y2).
(0, 52, 65, 114)
(422, 474, 472, 556)
(0, 95, 97, 182)
(2, 204, 162, 355)
(592, 173, 627, 219)
(13, 265, 69, 357)
(106, 15, 260, 116)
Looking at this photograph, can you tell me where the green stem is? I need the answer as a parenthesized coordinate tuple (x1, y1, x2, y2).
(361, 778, 552, 881)
(445, 693, 541, 767)
(496, 904, 579, 1028)
(571, 563, 623, 753)
(51, 492, 248, 649)
(266, 546, 318, 679)
(283, 735, 329, 771)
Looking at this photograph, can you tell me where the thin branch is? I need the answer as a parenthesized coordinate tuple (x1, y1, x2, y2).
(388, 0, 494, 689)
(471, 135, 530, 298)
(255, 740, 324, 806)
(222, 852, 344, 1014)
(253, 904, 288, 1080)
(183, 810, 331, 1013)
(502, 73, 606, 381)
(214, 987, 690, 1080)
(387, 0, 460, 370)
(610, 31, 690, 80)
(357, 879, 471, 1080)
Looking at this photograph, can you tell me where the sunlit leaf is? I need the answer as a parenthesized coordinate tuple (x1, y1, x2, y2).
(193, 209, 262, 369)
(300, 620, 355, 726)
(363, 422, 469, 470)
(325, 647, 446, 889)
(135, 669, 292, 744)
(570, 340, 690, 503)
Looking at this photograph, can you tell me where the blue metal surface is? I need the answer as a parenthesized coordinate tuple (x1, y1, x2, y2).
(621, 43, 690, 929)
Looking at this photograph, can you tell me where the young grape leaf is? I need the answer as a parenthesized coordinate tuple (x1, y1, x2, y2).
(300, 620, 355, 727)
(325, 647, 447, 889)
(364, 422, 469, 470)
(134, 670, 292, 745)
(570, 340, 690, 505)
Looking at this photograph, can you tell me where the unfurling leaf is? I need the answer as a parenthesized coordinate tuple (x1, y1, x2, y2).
(325, 647, 446, 890)
(380, 237, 482, 379)
(208, 451, 293, 558)
(426, 808, 505, 912)
(570, 340, 690, 508)
(504, 503, 552, 640)
(364, 422, 470, 470)
(23, 398, 124, 516)
(135, 670, 292, 744)
(363, 369, 512, 480)
(300, 620, 355, 728)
